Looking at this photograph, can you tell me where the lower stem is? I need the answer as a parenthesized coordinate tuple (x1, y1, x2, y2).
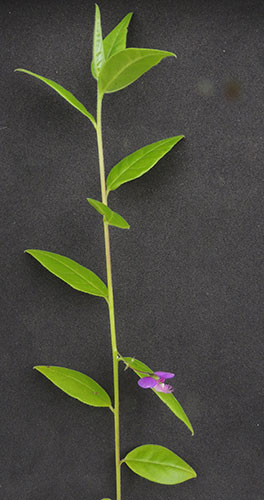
(96, 92, 121, 500)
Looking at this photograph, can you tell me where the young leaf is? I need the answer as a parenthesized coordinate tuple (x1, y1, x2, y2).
(123, 444, 197, 484)
(91, 12, 133, 79)
(15, 69, 96, 129)
(25, 249, 108, 299)
(34, 366, 112, 407)
(104, 12, 133, 61)
(123, 357, 194, 435)
(107, 136, 184, 193)
(87, 198, 130, 229)
(123, 357, 153, 374)
(93, 4, 105, 78)
(98, 48, 176, 96)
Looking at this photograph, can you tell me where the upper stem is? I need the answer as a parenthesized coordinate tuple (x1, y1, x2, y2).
(96, 91, 121, 500)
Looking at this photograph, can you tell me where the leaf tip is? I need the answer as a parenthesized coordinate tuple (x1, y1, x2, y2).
(94, 3, 101, 16)
(34, 365, 51, 372)
(24, 248, 34, 255)
(191, 468, 197, 478)
(33, 365, 42, 371)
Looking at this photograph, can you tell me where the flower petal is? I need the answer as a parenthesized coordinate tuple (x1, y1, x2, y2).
(138, 377, 157, 389)
(154, 383, 174, 393)
(154, 371, 175, 380)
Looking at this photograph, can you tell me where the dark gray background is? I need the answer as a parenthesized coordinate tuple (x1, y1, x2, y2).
(1, 0, 263, 499)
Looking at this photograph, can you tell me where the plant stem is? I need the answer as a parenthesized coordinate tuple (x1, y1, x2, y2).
(96, 90, 121, 500)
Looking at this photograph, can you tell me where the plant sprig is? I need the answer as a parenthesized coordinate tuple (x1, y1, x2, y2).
(16, 5, 196, 499)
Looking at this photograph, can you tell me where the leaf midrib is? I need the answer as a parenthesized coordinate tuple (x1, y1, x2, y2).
(35, 252, 106, 297)
(108, 138, 175, 190)
(16, 69, 96, 127)
(47, 369, 109, 405)
(50, 82, 95, 124)
(126, 457, 191, 473)
(106, 19, 126, 59)
(100, 49, 167, 94)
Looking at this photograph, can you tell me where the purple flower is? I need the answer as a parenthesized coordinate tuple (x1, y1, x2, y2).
(138, 371, 174, 393)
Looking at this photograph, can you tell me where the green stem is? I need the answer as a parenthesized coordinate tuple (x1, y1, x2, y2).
(96, 91, 121, 500)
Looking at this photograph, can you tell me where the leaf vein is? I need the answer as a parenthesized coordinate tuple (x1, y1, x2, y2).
(101, 51, 166, 94)
(40, 253, 106, 296)
(108, 139, 175, 190)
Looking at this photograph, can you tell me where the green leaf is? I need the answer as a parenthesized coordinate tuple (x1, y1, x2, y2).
(87, 198, 130, 229)
(104, 12, 133, 60)
(107, 136, 184, 193)
(25, 249, 108, 299)
(93, 4, 105, 78)
(15, 68, 96, 129)
(98, 48, 176, 96)
(34, 366, 112, 408)
(123, 357, 194, 435)
(92, 12, 133, 79)
(123, 357, 153, 374)
(123, 444, 197, 484)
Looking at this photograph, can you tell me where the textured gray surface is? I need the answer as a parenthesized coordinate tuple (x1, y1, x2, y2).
(1, 0, 263, 499)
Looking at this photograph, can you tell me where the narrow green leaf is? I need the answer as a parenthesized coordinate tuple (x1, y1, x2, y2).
(87, 198, 130, 229)
(123, 357, 153, 374)
(98, 48, 176, 96)
(123, 357, 194, 435)
(93, 4, 105, 78)
(124, 444, 197, 485)
(104, 12, 133, 60)
(92, 12, 133, 79)
(15, 68, 96, 129)
(34, 366, 112, 407)
(107, 136, 184, 193)
(25, 249, 108, 299)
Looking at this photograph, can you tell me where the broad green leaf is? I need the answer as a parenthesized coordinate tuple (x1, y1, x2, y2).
(87, 198, 130, 229)
(123, 357, 194, 435)
(107, 136, 184, 193)
(93, 4, 105, 78)
(98, 48, 176, 96)
(25, 249, 108, 299)
(124, 444, 196, 484)
(91, 12, 133, 79)
(15, 68, 96, 129)
(34, 366, 112, 407)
